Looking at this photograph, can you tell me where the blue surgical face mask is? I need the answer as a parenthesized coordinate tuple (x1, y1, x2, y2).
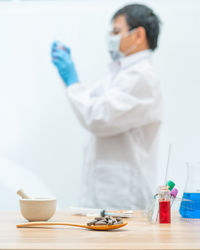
(107, 29, 136, 61)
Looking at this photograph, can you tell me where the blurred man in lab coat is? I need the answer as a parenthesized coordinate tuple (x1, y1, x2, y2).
(51, 4, 162, 209)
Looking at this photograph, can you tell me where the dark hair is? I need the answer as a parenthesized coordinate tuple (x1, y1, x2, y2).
(112, 4, 161, 50)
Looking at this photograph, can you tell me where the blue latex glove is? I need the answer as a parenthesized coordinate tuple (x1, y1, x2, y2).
(51, 42, 79, 87)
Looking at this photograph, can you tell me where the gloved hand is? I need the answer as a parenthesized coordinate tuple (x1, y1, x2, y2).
(51, 42, 79, 87)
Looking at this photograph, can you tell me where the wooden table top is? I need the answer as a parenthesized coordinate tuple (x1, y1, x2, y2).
(1, 211, 200, 250)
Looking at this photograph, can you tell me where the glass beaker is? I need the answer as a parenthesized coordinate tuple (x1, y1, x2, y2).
(179, 162, 200, 218)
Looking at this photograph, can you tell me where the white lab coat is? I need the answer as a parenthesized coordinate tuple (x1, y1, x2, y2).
(66, 50, 162, 209)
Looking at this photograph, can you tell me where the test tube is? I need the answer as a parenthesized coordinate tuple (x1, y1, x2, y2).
(52, 41, 67, 53)
(170, 188, 178, 207)
(166, 180, 175, 191)
(56, 42, 66, 51)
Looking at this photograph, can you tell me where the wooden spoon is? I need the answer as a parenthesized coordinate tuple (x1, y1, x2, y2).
(16, 221, 128, 231)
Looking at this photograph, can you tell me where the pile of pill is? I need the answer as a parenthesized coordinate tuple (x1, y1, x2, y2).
(87, 216, 123, 226)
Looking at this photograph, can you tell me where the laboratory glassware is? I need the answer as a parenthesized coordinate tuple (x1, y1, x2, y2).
(179, 162, 200, 218)
(159, 186, 171, 223)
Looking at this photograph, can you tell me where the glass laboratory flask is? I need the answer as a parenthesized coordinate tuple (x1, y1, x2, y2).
(179, 162, 200, 218)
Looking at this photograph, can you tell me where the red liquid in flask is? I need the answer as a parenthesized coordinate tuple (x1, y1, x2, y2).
(159, 200, 171, 223)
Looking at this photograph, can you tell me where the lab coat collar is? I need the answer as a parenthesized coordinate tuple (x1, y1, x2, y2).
(119, 49, 152, 69)
(109, 49, 152, 71)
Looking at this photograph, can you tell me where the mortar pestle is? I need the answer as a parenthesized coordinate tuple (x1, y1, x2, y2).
(17, 189, 57, 222)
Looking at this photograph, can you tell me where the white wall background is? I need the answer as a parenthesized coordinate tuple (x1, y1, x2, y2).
(0, 0, 200, 210)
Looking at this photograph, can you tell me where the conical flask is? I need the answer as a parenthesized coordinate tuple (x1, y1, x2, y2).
(179, 162, 200, 218)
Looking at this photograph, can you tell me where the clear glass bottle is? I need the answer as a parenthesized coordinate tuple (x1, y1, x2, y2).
(159, 186, 171, 223)
(179, 162, 200, 218)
